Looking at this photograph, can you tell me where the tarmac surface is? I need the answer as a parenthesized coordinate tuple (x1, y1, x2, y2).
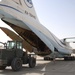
(0, 57, 75, 75)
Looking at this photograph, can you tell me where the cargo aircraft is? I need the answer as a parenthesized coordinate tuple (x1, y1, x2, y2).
(0, 0, 74, 60)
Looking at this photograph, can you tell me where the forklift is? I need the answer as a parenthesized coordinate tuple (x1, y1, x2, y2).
(0, 40, 36, 71)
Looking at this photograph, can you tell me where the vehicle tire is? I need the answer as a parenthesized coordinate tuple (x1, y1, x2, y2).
(0, 66, 6, 70)
(11, 58, 22, 71)
(29, 57, 36, 68)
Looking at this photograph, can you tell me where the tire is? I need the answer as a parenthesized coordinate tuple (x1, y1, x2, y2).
(44, 57, 53, 61)
(11, 58, 22, 71)
(29, 57, 36, 68)
(64, 56, 75, 61)
(0, 66, 6, 70)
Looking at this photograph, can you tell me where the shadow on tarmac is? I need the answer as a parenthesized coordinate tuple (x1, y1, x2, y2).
(0, 59, 75, 75)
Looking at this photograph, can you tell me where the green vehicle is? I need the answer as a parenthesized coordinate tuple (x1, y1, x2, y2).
(0, 40, 36, 71)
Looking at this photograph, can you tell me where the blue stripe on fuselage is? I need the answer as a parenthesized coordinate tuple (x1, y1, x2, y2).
(0, 4, 23, 13)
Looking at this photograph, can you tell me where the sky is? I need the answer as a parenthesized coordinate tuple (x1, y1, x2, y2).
(0, 0, 75, 43)
(32, 0, 75, 39)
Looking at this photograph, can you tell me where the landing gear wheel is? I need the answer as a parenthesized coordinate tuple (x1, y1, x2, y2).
(64, 56, 75, 61)
(44, 57, 53, 61)
(11, 58, 22, 71)
(0, 66, 6, 70)
(29, 57, 36, 68)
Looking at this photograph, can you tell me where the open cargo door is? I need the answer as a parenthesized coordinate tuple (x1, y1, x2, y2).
(0, 27, 33, 52)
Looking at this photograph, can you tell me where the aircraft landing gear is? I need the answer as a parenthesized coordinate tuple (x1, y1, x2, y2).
(44, 57, 53, 61)
(64, 56, 75, 61)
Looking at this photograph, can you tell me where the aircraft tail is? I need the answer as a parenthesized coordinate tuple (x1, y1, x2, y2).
(13, 0, 39, 22)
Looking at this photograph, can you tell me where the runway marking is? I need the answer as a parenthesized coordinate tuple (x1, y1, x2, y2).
(41, 62, 48, 75)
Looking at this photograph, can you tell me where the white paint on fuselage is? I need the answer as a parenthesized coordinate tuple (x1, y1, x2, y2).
(0, 0, 73, 58)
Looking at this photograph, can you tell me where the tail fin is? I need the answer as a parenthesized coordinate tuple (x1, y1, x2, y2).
(23, 0, 39, 22)
(13, 0, 39, 22)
